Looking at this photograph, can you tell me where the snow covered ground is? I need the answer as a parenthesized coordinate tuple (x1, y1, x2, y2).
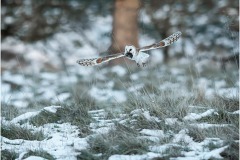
(2, 103, 239, 159)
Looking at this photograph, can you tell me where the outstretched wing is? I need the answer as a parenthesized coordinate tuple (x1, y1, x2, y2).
(139, 31, 182, 52)
(76, 53, 124, 66)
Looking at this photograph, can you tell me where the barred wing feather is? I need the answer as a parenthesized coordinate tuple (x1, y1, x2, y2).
(139, 31, 182, 52)
(76, 53, 124, 66)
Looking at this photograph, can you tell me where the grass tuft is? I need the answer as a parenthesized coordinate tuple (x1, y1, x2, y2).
(220, 141, 239, 160)
(29, 110, 60, 127)
(1, 103, 19, 120)
(1, 150, 18, 160)
(28, 103, 93, 137)
(77, 150, 99, 160)
(87, 123, 150, 159)
(1, 123, 45, 141)
(57, 104, 93, 137)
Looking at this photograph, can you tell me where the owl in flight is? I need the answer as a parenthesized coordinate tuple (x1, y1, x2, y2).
(77, 31, 182, 67)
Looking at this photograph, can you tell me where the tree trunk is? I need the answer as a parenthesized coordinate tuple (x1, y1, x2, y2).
(109, 0, 140, 65)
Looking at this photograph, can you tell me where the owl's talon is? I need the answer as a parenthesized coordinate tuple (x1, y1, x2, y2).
(137, 63, 140, 67)
(143, 63, 146, 67)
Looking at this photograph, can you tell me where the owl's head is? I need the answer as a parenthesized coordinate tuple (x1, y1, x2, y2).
(124, 45, 137, 59)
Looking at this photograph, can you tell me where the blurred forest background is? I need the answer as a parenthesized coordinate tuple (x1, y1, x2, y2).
(1, 0, 239, 71)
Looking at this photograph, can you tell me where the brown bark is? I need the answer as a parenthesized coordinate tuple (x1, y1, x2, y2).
(109, 0, 140, 65)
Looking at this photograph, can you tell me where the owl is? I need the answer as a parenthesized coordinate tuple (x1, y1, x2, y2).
(77, 31, 182, 67)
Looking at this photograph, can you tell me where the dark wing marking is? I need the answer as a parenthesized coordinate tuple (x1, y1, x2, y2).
(139, 31, 182, 52)
(76, 53, 125, 66)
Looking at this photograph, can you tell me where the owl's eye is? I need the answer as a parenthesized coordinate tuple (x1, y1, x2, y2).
(129, 49, 132, 51)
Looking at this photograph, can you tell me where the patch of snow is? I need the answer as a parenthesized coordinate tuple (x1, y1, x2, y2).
(189, 123, 230, 129)
(88, 109, 105, 114)
(38, 90, 56, 101)
(142, 111, 161, 122)
(130, 73, 139, 80)
(170, 68, 184, 75)
(92, 126, 113, 134)
(17, 151, 28, 160)
(165, 118, 178, 125)
(159, 82, 181, 90)
(111, 65, 127, 77)
(205, 88, 215, 99)
(231, 110, 240, 114)
(130, 109, 143, 115)
(2, 122, 88, 160)
(172, 129, 193, 144)
(131, 109, 161, 123)
(214, 80, 226, 89)
(25, 49, 48, 63)
(89, 87, 127, 103)
(1, 136, 24, 145)
(188, 105, 207, 109)
(184, 40, 195, 56)
(19, 89, 35, 98)
(59, 75, 78, 84)
(106, 81, 115, 89)
(1, 83, 11, 94)
(11, 111, 40, 123)
(108, 152, 163, 160)
(76, 67, 93, 77)
(11, 100, 29, 108)
(153, 8, 168, 19)
(216, 88, 239, 99)
(138, 136, 161, 142)
(173, 137, 226, 159)
(74, 138, 89, 151)
(139, 9, 151, 24)
(2, 72, 27, 86)
(183, 109, 217, 121)
(195, 15, 208, 25)
(4, 16, 15, 24)
(150, 50, 164, 64)
(140, 129, 164, 137)
(90, 120, 115, 129)
(200, 146, 228, 159)
(40, 72, 58, 81)
(52, 93, 71, 103)
(128, 84, 144, 92)
(149, 143, 181, 153)
(43, 106, 61, 113)
(1, 38, 26, 54)
(23, 156, 47, 160)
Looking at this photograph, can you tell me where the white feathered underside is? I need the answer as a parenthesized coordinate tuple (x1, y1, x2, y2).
(134, 51, 149, 65)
